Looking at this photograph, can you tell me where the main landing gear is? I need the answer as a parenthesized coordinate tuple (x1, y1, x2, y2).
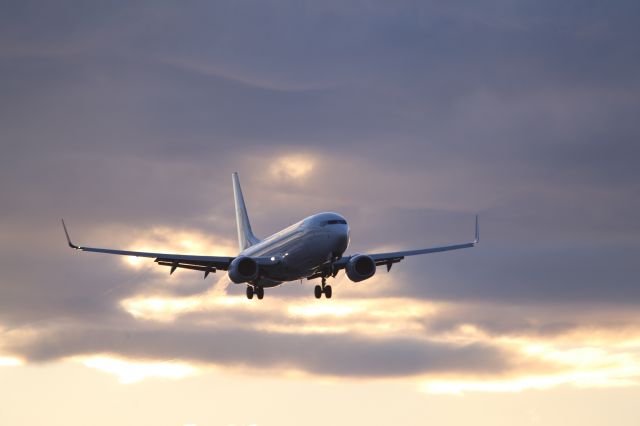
(246, 285, 264, 300)
(314, 277, 332, 299)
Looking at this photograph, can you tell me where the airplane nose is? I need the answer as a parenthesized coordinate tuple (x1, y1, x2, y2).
(335, 226, 349, 253)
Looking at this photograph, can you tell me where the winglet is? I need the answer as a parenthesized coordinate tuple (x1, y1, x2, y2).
(61, 219, 80, 249)
(474, 215, 480, 244)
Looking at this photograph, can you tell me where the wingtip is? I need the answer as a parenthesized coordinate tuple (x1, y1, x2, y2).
(474, 214, 480, 244)
(61, 218, 80, 249)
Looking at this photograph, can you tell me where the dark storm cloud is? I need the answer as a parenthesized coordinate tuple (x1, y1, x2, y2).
(6, 320, 521, 378)
(1, 0, 640, 372)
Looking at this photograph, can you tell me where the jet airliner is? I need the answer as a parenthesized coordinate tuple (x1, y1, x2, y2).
(62, 173, 478, 300)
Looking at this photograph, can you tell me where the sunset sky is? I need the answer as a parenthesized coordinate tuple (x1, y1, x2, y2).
(1, 1, 640, 425)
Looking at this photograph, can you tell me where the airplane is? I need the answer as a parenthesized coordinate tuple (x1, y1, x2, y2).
(62, 172, 478, 300)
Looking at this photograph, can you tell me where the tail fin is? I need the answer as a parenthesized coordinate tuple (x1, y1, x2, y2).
(232, 172, 260, 251)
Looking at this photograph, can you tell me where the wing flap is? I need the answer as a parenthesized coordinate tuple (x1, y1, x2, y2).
(156, 260, 217, 274)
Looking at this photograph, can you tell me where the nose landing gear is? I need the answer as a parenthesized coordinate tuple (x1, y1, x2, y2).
(314, 276, 332, 299)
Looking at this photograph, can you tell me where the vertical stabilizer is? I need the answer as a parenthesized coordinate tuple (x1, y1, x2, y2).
(232, 172, 260, 251)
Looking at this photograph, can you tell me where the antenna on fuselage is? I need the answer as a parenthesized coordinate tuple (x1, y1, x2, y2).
(232, 172, 260, 251)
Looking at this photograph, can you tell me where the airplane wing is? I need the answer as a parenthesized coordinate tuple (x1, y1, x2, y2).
(62, 219, 235, 277)
(334, 215, 479, 272)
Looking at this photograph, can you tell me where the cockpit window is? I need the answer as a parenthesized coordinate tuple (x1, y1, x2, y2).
(326, 219, 347, 225)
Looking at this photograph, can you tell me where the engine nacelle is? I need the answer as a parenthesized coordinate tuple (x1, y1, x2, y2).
(345, 254, 376, 282)
(228, 256, 259, 284)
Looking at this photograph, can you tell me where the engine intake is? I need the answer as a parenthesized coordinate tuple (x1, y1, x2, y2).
(228, 256, 259, 283)
(345, 254, 376, 282)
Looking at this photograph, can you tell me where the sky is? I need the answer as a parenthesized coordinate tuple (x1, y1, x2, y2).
(1, 1, 640, 425)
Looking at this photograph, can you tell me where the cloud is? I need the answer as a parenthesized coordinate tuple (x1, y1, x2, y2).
(6, 318, 519, 378)
(6, 291, 640, 392)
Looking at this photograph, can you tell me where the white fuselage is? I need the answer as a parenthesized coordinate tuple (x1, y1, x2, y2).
(239, 212, 350, 287)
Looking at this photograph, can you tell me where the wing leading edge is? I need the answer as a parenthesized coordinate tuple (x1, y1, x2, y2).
(61, 219, 234, 275)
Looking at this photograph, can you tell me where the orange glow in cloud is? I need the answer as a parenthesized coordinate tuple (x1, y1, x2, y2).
(422, 333, 640, 395)
(119, 227, 237, 270)
(121, 289, 437, 336)
(79, 355, 200, 384)
(117, 286, 640, 392)
(287, 302, 361, 318)
(0, 356, 23, 367)
(268, 154, 315, 181)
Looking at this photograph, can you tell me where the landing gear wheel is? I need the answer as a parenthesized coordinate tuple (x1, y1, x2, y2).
(256, 286, 264, 300)
(246, 286, 254, 300)
(324, 285, 332, 299)
(314, 285, 322, 299)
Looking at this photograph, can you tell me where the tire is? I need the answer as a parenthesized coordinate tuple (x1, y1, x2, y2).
(246, 286, 254, 299)
(256, 287, 264, 300)
(314, 285, 322, 299)
(324, 285, 332, 299)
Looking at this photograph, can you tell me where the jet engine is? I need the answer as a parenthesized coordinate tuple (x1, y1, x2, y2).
(228, 256, 259, 283)
(345, 254, 376, 282)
